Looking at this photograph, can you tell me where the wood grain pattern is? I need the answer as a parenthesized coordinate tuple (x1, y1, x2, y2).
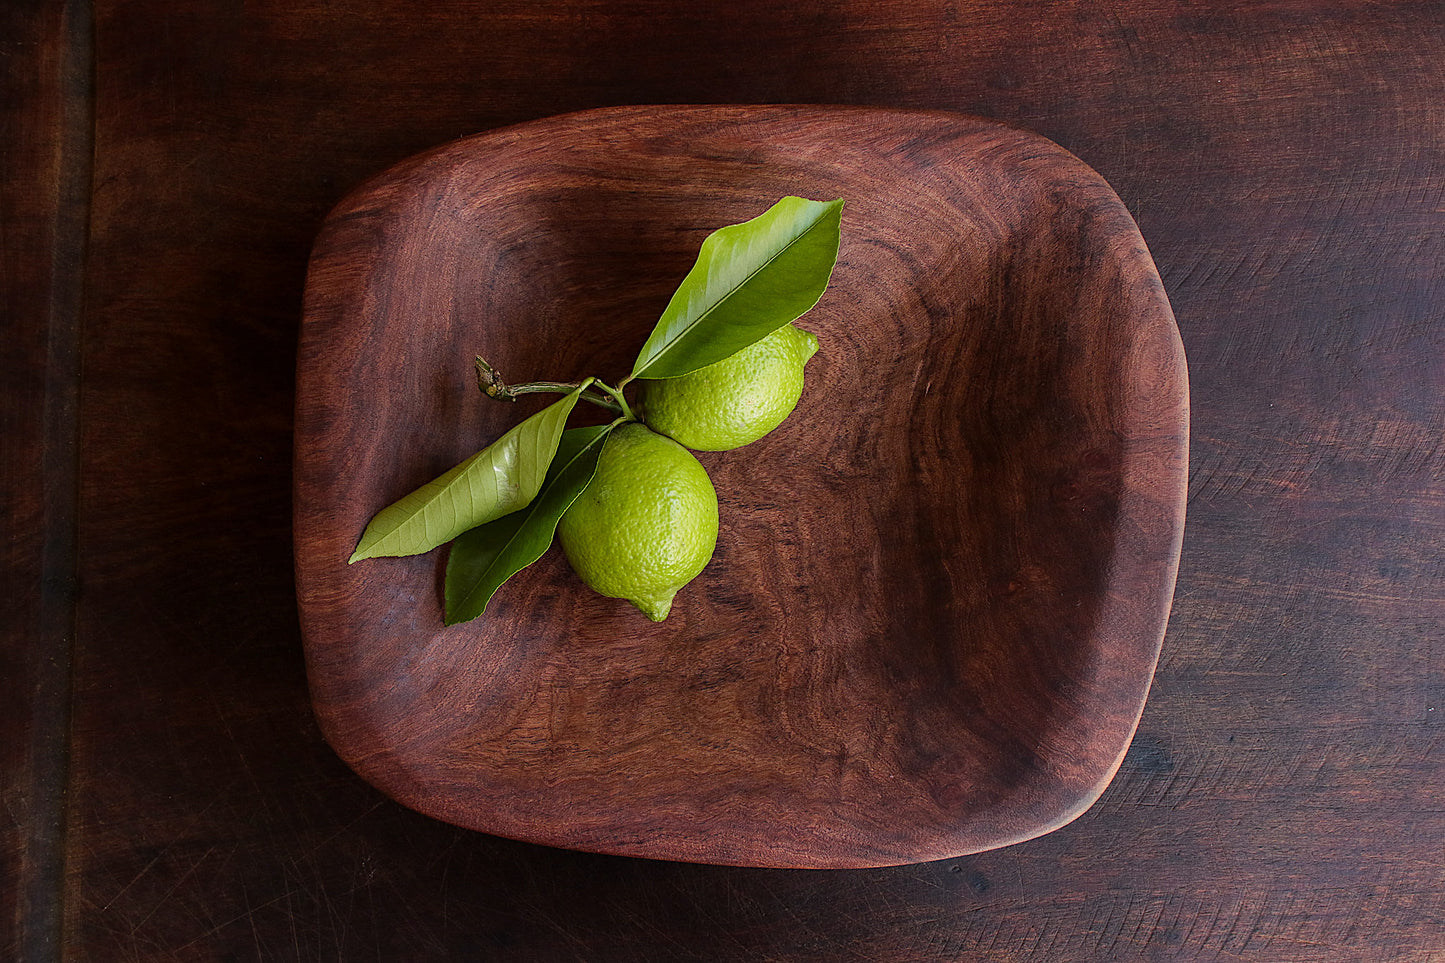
(0, 1, 90, 958)
(294, 106, 1188, 868)
(6, 0, 1439, 957)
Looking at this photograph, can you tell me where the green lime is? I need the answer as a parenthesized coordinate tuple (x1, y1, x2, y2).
(556, 422, 719, 621)
(638, 323, 820, 451)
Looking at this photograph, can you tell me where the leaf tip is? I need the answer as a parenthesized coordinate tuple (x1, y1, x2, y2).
(443, 601, 483, 627)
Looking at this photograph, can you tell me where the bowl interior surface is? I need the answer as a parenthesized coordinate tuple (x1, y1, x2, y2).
(294, 105, 1188, 868)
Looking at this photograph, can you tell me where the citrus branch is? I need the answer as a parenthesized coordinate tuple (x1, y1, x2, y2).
(475, 357, 622, 413)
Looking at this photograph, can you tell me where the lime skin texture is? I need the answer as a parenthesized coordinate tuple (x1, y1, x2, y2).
(639, 323, 819, 452)
(557, 422, 720, 621)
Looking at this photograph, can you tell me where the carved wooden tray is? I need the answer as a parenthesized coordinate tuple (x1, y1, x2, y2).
(294, 105, 1188, 868)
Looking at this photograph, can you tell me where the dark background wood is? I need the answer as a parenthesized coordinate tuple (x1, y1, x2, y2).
(4, 0, 1440, 959)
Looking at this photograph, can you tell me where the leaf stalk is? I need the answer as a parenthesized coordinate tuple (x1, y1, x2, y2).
(594, 381, 635, 421)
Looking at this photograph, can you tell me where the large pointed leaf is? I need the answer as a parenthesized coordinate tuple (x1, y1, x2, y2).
(628, 196, 843, 382)
(348, 383, 590, 563)
(443, 423, 613, 624)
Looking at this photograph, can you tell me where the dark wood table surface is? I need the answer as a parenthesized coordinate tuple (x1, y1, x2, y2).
(5, 1, 1441, 959)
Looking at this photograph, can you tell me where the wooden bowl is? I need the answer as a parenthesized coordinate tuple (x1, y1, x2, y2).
(294, 105, 1188, 868)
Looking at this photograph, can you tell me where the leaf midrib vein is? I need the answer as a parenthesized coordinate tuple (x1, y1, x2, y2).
(368, 445, 503, 552)
(637, 211, 832, 377)
(454, 430, 609, 614)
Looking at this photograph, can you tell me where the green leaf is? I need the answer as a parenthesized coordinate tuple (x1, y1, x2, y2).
(348, 382, 591, 563)
(629, 196, 843, 382)
(443, 423, 614, 624)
